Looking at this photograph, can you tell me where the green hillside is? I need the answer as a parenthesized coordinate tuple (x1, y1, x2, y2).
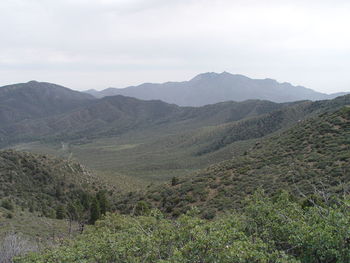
(6, 99, 290, 186)
(1, 96, 286, 146)
(114, 106, 350, 218)
(0, 150, 111, 219)
(0, 149, 119, 260)
(10, 95, 350, 188)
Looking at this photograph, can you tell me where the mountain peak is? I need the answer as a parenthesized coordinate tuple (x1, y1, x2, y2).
(190, 72, 221, 81)
(190, 71, 253, 82)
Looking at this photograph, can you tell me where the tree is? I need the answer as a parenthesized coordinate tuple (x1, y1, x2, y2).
(171, 176, 179, 186)
(96, 191, 109, 215)
(89, 198, 101, 225)
(55, 205, 66, 219)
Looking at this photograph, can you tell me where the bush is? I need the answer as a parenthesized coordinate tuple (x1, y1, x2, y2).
(18, 191, 350, 263)
(1, 200, 14, 211)
(6, 213, 13, 219)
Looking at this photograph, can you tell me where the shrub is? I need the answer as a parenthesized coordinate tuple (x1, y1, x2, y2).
(18, 191, 350, 263)
(1, 200, 14, 211)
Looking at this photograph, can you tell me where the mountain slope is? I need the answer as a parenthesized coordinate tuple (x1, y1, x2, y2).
(86, 72, 346, 106)
(103, 95, 349, 181)
(5, 95, 349, 186)
(0, 81, 95, 127)
(0, 150, 106, 217)
(0, 96, 286, 146)
(115, 105, 350, 217)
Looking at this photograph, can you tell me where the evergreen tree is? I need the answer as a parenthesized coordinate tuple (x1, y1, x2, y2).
(96, 191, 109, 215)
(56, 205, 66, 219)
(89, 198, 101, 224)
(171, 176, 179, 186)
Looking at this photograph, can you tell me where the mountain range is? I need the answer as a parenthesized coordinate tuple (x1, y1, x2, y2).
(85, 72, 348, 106)
(0, 80, 289, 146)
(1, 77, 348, 147)
(1, 75, 350, 263)
(1, 80, 349, 185)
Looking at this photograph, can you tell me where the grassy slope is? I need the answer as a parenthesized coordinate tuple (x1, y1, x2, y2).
(0, 208, 77, 243)
(114, 106, 350, 217)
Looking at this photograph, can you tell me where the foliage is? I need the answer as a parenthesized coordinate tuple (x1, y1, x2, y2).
(114, 106, 350, 218)
(0, 150, 111, 224)
(1, 200, 14, 211)
(17, 191, 350, 263)
(89, 198, 101, 225)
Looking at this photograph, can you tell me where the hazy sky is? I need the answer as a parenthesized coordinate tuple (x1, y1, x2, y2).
(1, 0, 350, 93)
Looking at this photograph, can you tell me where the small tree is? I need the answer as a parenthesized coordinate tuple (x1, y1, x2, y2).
(171, 177, 179, 186)
(55, 205, 66, 219)
(96, 191, 110, 215)
(89, 198, 101, 225)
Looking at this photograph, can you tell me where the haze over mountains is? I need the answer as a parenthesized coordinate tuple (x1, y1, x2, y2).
(0, 78, 348, 148)
(1, 79, 349, 185)
(0, 80, 288, 146)
(1, 75, 350, 263)
(85, 72, 349, 106)
(0, 80, 94, 126)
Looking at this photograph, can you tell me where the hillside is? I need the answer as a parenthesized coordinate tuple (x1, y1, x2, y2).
(114, 105, 350, 218)
(7, 95, 350, 189)
(0, 81, 94, 127)
(0, 150, 108, 218)
(5, 99, 297, 184)
(0, 96, 286, 146)
(85, 72, 348, 106)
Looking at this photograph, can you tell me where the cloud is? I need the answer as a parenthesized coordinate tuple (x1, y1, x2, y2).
(0, 0, 349, 93)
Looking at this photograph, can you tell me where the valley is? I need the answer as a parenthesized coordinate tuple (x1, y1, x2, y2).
(3, 1, 350, 261)
(0, 78, 349, 263)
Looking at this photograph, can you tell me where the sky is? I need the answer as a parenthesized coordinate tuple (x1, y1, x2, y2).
(0, 0, 350, 93)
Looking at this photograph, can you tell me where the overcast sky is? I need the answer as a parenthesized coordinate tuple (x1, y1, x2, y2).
(0, 0, 349, 93)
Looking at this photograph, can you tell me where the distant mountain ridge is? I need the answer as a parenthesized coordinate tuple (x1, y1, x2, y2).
(0, 95, 287, 146)
(0, 80, 291, 146)
(85, 72, 349, 106)
(0, 80, 95, 126)
(1, 79, 349, 149)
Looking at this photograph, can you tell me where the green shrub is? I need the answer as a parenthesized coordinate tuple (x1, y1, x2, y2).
(17, 191, 350, 263)
(1, 199, 14, 211)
